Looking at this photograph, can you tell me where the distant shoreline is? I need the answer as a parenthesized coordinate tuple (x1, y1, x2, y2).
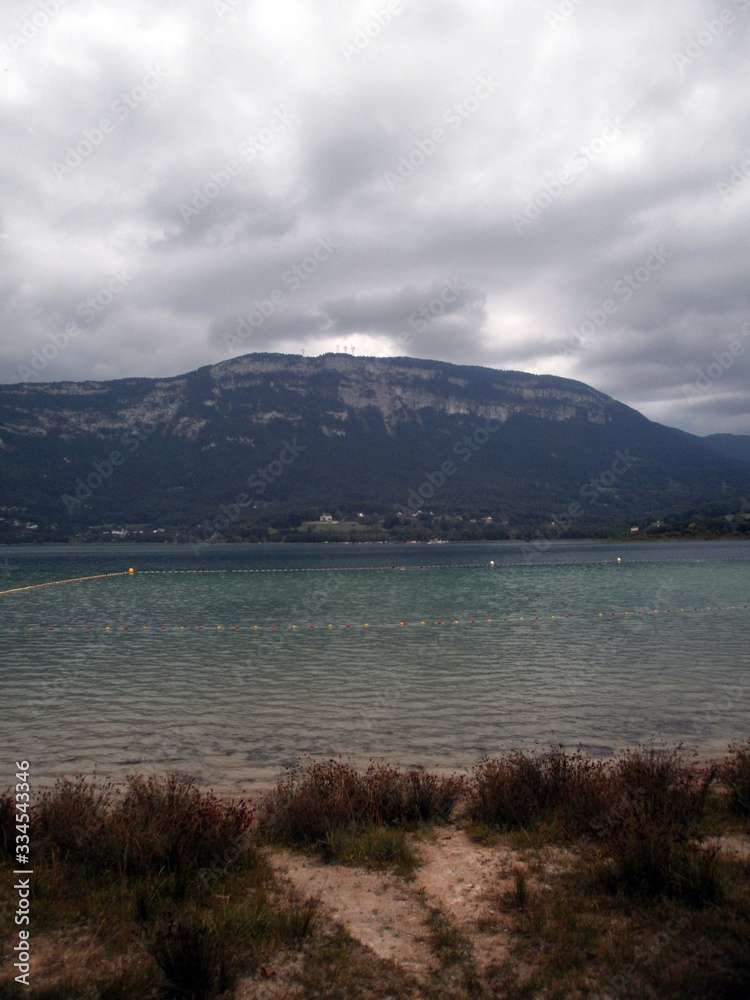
(3, 534, 750, 550)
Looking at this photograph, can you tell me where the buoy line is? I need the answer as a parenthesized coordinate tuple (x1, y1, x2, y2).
(3, 558, 734, 595)
(137, 565, 471, 573)
(4, 604, 747, 632)
(0, 571, 128, 597)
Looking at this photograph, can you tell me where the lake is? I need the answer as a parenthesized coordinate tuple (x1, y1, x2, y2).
(0, 540, 748, 791)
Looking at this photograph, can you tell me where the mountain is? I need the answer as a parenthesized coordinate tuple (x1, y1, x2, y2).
(1, 353, 749, 543)
(700, 433, 750, 465)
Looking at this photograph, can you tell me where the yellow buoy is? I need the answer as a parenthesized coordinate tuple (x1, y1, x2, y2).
(128, 568, 134, 575)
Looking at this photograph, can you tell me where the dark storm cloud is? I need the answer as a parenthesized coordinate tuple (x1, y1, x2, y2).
(0, 0, 748, 434)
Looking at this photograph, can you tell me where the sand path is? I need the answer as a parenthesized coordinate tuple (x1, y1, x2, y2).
(269, 828, 517, 979)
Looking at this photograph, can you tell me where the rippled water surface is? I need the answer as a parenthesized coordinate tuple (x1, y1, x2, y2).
(0, 540, 748, 790)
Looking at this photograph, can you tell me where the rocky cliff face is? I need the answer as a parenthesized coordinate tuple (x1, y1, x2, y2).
(206, 354, 612, 433)
(0, 354, 616, 442)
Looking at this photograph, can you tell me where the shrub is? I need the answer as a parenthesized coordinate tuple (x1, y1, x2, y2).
(257, 760, 360, 846)
(113, 773, 254, 883)
(31, 773, 254, 889)
(468, 752, 545, 830)
(596, 745, 721, 903)
(392, 766, 465, 824)
(257, 760, 463, 847)
(146, 915, 238, 999)
(611, 744, 713, 834)
(467, 747, 610, 836)
(719, 738, 750, 816)
(33, 775, 113, 863)
(0, 788, 15, 860)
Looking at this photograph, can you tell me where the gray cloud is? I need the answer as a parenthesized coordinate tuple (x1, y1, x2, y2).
(1, 0, 749, 435)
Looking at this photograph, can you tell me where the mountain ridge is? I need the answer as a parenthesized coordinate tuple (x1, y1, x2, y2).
(1, 353, 749, 543)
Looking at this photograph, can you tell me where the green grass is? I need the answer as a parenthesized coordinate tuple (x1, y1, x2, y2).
(293, 925, 419, 1000)
(317, 823, 419, 876)
(425, 904, 469, 968)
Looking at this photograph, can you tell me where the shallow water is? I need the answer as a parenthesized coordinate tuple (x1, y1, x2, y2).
(0, 540, 748, 791)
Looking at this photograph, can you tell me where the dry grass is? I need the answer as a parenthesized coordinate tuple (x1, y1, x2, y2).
(483, 845, 750, 1000)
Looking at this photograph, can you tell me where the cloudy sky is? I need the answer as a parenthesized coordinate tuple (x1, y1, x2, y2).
(1, 0, 749, 436)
